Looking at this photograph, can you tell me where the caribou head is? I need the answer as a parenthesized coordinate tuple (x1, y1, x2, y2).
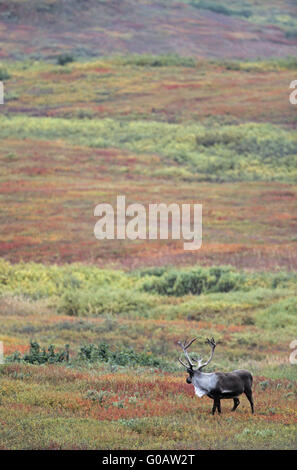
(178, 337, 216, 383)
(178, 336, 254, 415)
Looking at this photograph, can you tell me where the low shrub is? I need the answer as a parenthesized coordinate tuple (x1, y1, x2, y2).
(119, 54, 197, 67)
(78, 342, 166, 368)
(6, 341, 167, 369)
(190, 1, 252, 18)
(84, 389, 110, 406)
(256, 297, 297, 330)
(58, 287, 154, 316)
(0, 68, 10, 81)
(285, 30, 297, 39)
(142, 266, 244, 296)
(7, 341, 69, 365)
(138, 266, 168, 278)
(57, 53, 74, 66)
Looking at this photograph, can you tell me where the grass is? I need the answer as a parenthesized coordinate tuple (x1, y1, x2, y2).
(0, 16, 296, 447)
(2, 57, 297, 124)
(0, 260, 296, 364)
(0, 363, 296, 449)
(183, 0, 297, 37)
(0, 57, 296, 270)
(0, 270, 296, 450)
(1, 116, 297, 182)
(1, 0, 297, 61)
(0, 261, 296, 449)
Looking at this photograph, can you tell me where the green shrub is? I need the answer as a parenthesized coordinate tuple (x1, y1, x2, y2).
(74, 109, 95, 120)
(7, 341, 69, 365)
(138, 266, 168, 278)
(256, 297, 297, 330)
(285, 30, 297, 39)
(7, 341, 166, 369)
(0, 68, 10, 81)
(270, 272, 294, 289)
(196, 130, 241, 147)
(0, 116, 296, 182)
(57, 53, 74, 66)
(119, 54, 196, 67)
(84, 389, 109, 406)
(259, 380, 269, 391)
(78, 342, 166, 368)
(191, 1, 233, 15)
(142, 266, 244, 296)
(0, 260, 133, 299)
(58, 287, 154, 316)
(190, 1, 252, 18)
(196, 127, 297, 160)
(112, 400, 125, 408)
(78, 342, 110, 362)
(216, 271, 242, 293)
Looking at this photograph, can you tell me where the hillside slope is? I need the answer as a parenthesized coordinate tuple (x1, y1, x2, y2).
(1, 0, 297, 60)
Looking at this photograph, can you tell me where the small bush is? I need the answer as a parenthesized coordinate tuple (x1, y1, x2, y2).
(216, 271, 242, 293)
(256, 297, 297, 330)
(0, 68, 10, 81)
(84, 389, 109, 406)
(285, 30, 297, 39)
(74, 109, 95, 120)
(241, 316, 255, 326)
(78, 342, 166, 368)
(191, 1, 233, 16)
(7, 341, 69, 364)
(7, 341, 167, 369)
(142, 266, 244, 296)
(259, 380, 269, 391)
(78, 342, 110, 362)
(120, 54, 196, 67)
(57, 54, 74, 66)
(138, 266, 168, 278)
(112, 400, 125, 408)
(190, 1, 252, 18)
(58, 287, 154, 317)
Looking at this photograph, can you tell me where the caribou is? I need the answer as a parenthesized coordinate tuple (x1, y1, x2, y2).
(178, 337, 254, 415)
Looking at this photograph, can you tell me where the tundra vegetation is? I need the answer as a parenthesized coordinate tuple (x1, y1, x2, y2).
(0, 0, 297, 450)
(0, 261, 296, 449)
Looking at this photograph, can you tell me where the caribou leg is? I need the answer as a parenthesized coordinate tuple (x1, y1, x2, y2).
(212, 400, 217, 415)
(212, 398, 221, 415)
(231, 397, 240, 411)
(245, 389, 254, 414)
(217, 399, 221, 414)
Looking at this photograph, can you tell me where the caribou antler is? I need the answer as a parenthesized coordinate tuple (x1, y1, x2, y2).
(178, 356, 189, 368)
(177, 337, 199, 369)
(197, 337, 216, 370)
(177, 336, 217, 371)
